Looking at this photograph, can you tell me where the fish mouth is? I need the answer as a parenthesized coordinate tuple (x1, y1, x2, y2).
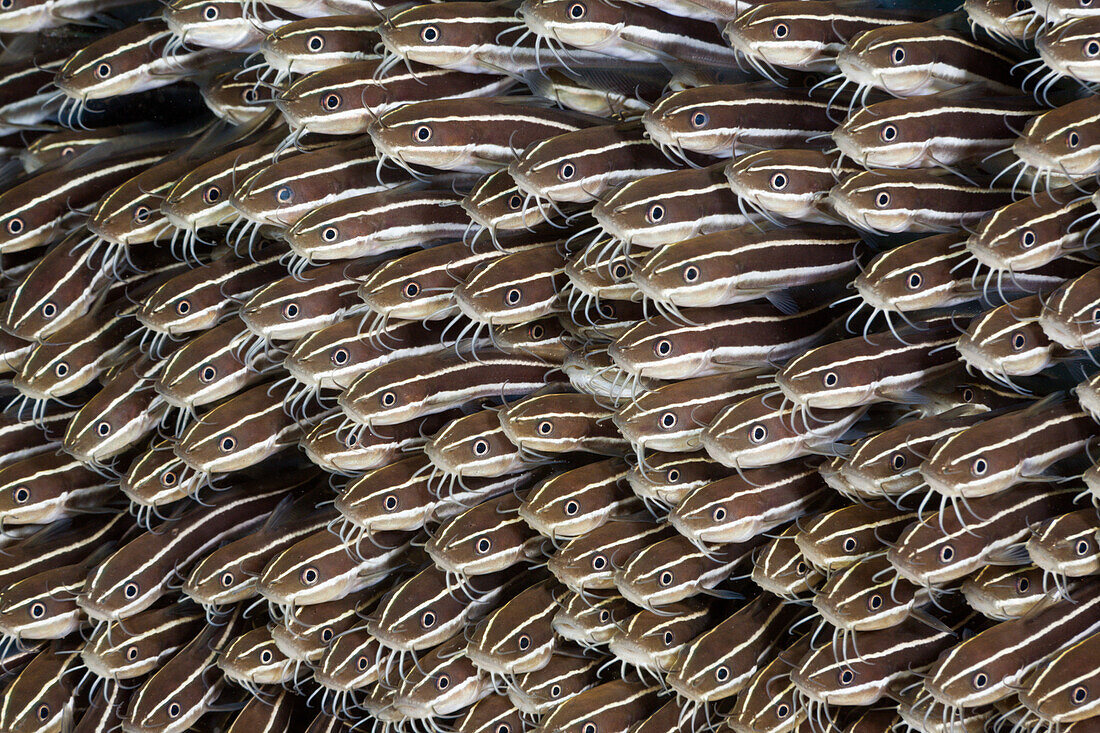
(606, 636, 661, 672)
(75, 593, 120, 623)
(1039, 313, 1090, 350)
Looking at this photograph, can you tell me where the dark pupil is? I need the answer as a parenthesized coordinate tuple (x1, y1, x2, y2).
(98, 63, 109, 77)
(202, 366, 215, 381)
(508, 195, 522, 208)
(334, 349, 348, 364)
(1018, 578, 1029, 592)
(325, 95, 339, 110)
(309, 37, 322, 50)
(285, 304, 299, 317)
(565, 501, 579, 515)
(417, 127, 431, 141)
(693, 112, 706, 126)
(1078, 540, 1090, 555)
(278, 187, 291, 202)
(909, 274, 921, 288)
(384, 496, 397, 510)
(37, 705, 48, 720)
(893, 454, 905, 469)
(42, 303, 56, 316)
(773, 174, 786, 188)
(206, 187, 220, 202)
(893, 47, 904, 62)
(884, 126, 896, 140)
(204, 6, 215, 18)
(775, 23, 787, 37)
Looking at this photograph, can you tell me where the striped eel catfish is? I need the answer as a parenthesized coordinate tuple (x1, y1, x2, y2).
(338, 349, 561, 427)
(547, 519, 675, 593)
(508, 649, 603, 717)
(724, 633, 815, 733)
(464, 577, 560, 676)
(812, 552, 931, 633)
(957, 295, 1076, 385)
(425, 491, 545, 577)
(1026, 506, 1100, 581)
(962, 564, 1065, 620)
(393, 634, 493, 720)
(366, 97, 604, 175)
(626, 451, 735, 510)
(608, 598, 720, 677)
(918, 396, 1096, 498)
(1011, 95, 1100, 192)
(498, 391, 628, 456)
(1018, 628, 1100, 723)
(518, 457, 638, 539)
(836, 15, 1022, 97)
(0, 554, 106, 641)
(423, 407, 539, 478)
(1036, 16, 1100, 86)
(965, 0, 1037, 46)
(724, 149, 858, 224)
(552, 589, 633, 648)
(1039, 265, 1100, 351)
(163, 0, 297, 53)
(641, 83, 836, 160)
(301, 409, 457, 474)
(633, 223, 860, 311)
(259, 14, 379, 77)
(833, 91, 1043, 169)
(518, 0, 743, 68)
(795, 501, 921, 572)
(120, 439, 203, 517)
(888, 483, 1078, 586)
(216, 626, 297, 690)
(81, 602, 205, 682)
(0, 638, 82, 733)
(0, 450, 116, 525)
(199, 69, 274, 125)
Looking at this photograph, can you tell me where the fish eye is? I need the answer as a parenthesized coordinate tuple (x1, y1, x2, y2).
(962, 387, 975, 402)
(659, 412, 677, 429)
(1073, 685, 1089, 704)
(203, 186, 221, 204)
(29, 601, 45, 618)
(381, 391, 397, 407)
(971, 671, 988, 689)
(867, 594, 883, 610)
(612, 263, 629, 279)
(715, 665, 730, 681)
(939, 545, 955, 562)
(54, 361, 69, 377)
(199, 364, 217, 383)
(300, 566, 319, 585)
(537, 420, 553, 436)
(598, 609, 610, 621)
(176, 299, 191, 315)
(283, 302, 300, 319)
(823, 371, 838, 387)
(161, 471, 177, 487)
(344, 430, 358, 447)
(550, 684, 562, 696)
(749, 424, 767, 444)
(507, 193, 523, 209)
(219, 435, 237, 452)
(40, 301, 57, 318)
(0, 0, 11, 8)
(659, 570, 674, 586)
(124, 582, 139, 599)
(331, 347, 350, 365)
(875, 191, 891, 208)
(1077, 539, 1091, 555)
(971, 457, 988, 476)
(383, 495, 398, 511)
(259, 649, 273, 663)
(663, 630, 674, 645)
(891, 46, 905, 64)
(414, 125, 432, 142)
(420, 610, 436, 628)
(654, 339, 673, 357)
(12, 487, 27, 503)
(880, 124, 898, 142)
(96, 421, 111, 437)
(667, 468, 680, 482)
(839, 669, 855, 685)
(796, 561, 808, 575)
(592, 554, 607, 570)
(435, 673, 450, 690)
(202, 4, 217, 19)
(356, 655, 369, 671)
(36, 704, 49, 720)
(530, 323, 545, 339)
(420, 24, 440, 42)
(1013, 576, 1030, 593)
(95, 62, 111, 78)
(690, 110, 709, 128)
(5, 217, 22, 235)
(1069, 130, 1081, 148)
(243, 88, 257, 103)
(276, 186, 293, 203)
(907, 272, 922, 289)
(568, 2, 586, 19)
(683, 265, 700, 282)
(1087, 40, 1100, 57)
(220, 572, 234, 587)
(518, 633, 531, 650)
(321, 627, 333, 642)
(323, 93, 341, 110)
(842, 537, 857, 553)
(773, 22, 789, 38)
(1021, 230, 1036, 248)
(646, 203, 665, 223)
(497, 726, 511, 733)
(133, 206, 151, 222)
(476, 537, 492, 554)
(558, 161, 576, 180)
(472, 439, 490, 456)
(777, 703, 791, 718)
(770, 172, 788, 190)
(891, 453, 906, 470)
(1012, 333, 1027, 351)
(307, 34, 324, 51)
(316, 227, 341, 246)
(400, 280, 421, 299)
(708, 505, 727, 523)
(127, 646, 139, 660)
(505, 288, 522, 306)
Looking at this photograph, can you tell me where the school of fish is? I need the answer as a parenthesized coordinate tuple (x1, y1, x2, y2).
(3, 0, 1100, 730)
